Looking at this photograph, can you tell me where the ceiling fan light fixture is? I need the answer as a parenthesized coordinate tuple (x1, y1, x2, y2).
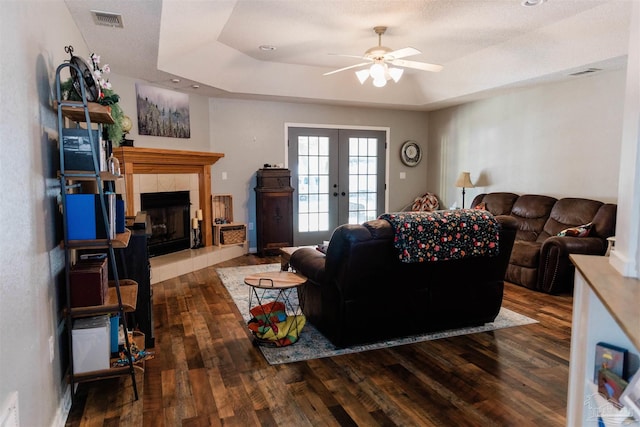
(373, 77, 387, 88)
(388, 67, 403, 83)
(355, 69, 370, 84)
(370, 63, 386, 80)
(325, 25, 442, 87)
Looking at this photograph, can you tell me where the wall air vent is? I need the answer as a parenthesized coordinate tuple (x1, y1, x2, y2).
(569, 68, 602, 76)
(90, 10, 124, 28)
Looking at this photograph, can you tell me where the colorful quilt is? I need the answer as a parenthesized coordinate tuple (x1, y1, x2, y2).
(379, 209, 500, 263)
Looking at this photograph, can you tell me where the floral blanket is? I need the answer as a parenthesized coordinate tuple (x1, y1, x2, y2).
(379, 209, 500, 263)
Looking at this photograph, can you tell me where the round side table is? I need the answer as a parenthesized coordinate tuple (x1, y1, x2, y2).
(244, 271, 307, 346)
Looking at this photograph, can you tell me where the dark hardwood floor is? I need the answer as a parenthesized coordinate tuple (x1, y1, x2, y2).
(66, 254, 574, 426)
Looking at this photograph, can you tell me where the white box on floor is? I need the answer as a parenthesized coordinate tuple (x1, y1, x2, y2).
(72, 315, 110, 373)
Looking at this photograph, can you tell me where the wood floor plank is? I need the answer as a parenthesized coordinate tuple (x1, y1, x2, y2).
(221, 384, 263, 426)
(286, 380, 341, 426)
(67, 255, 572, 426)
(187, 367, 218, 419)
(101, 379, 122, 422)
(207, 364, 235, 419)
(142, 409, 164, 427)
(251, 371, 313, 426)
(239, 369, 271, 412)
(160, 368, 177, 410)
(79, 386, 109, 427)
(184, 334, 205, 370)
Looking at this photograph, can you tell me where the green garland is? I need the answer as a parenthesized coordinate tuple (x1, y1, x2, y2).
(60, 78, 124, 146)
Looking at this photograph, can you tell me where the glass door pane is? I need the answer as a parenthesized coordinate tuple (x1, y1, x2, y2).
(289, 127, 339, 246)
(297, 136, 330, 233)
(347, 137, 380, 224)
(289, 127, 386, 246)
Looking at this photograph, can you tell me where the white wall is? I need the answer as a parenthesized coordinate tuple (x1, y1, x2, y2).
(208, 98, 430, 249)
(427, 69, 626, 208)
(611, 1, 640, 278)
(1, 2, 85, 425)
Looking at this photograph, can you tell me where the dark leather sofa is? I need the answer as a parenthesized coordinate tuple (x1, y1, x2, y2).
(470, 192, 617, 294)
(290, 214, 518, 347)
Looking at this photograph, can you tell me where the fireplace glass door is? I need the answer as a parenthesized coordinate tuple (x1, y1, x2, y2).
(141, 191, 191, 256)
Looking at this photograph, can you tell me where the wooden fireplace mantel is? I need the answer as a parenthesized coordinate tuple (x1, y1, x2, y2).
(113, 147, 224, 247)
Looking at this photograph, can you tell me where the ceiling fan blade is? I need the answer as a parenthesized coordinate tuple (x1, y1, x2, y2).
(385, 47, 421, 60)
(390, 59, 443, 72)
(329, 53, 367, 60)
(323, 62, 371, 76)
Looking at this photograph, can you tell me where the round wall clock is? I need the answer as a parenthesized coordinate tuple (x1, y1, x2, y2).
(400, 140, 422, 167)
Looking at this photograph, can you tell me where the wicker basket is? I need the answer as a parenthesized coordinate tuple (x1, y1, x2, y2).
(221, 226, 246, 244)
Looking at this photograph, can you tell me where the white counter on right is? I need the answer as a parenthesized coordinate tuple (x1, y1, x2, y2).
(567, 255, 640, 426)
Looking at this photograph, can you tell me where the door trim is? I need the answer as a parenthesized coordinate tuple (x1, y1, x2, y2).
(284, 122, 390, 213)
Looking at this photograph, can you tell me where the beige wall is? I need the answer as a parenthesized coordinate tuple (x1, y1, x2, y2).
(106, 74, 211, 152)
(1, 1, 85, 425)
(427, 69, 626, 208)
(208, 98, 429, 249)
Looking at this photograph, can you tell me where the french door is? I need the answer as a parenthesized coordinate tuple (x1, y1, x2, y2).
(288, 127, 387, 246)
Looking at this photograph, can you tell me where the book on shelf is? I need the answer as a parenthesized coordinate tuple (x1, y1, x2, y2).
(61, 128, 106, 172)
(65, 193, 116, 240)
(594, 342, 628, 381)
(597, 367, 629, 408)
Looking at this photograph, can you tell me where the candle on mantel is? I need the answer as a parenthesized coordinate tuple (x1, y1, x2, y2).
(196, 209, 203, 221)
(192, 217, 199, 229)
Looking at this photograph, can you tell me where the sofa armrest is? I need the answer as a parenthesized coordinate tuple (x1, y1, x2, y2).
(538, 236, 607, 293)
(289, 248, 326, 284)
(541, 235, 606, 256)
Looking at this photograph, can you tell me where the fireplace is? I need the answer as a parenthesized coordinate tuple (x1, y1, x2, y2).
(141, 191, 191, 257)
(113, 147, 224, 246)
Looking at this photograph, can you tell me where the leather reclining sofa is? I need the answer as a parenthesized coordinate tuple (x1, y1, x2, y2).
(289, 214, 518, 348)
(470, 192, 617, 294)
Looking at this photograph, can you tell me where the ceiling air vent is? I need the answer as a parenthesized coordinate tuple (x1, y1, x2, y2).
(569, 68, 602, 77)
(91, 10, 124, 28)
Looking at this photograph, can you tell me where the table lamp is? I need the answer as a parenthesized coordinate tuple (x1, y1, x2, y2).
(455, 171, 475, 208)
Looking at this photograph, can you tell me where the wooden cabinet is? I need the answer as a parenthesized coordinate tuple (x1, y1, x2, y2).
(255, 168, 294, 256)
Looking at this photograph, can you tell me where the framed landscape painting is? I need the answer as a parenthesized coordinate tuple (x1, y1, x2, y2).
(135, 83, 190, 138)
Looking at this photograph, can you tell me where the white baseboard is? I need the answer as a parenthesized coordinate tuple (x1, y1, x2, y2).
(609, 249, 638, 278)
(0, 391, 19, 427)
(50, 385, 72, 427)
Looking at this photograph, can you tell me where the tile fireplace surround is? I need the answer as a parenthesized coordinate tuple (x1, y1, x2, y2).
(112, 147, 247, 283)
(113, 146, 223, 247)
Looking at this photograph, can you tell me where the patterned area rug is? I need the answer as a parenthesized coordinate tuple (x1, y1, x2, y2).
(216, 263, 538, 365)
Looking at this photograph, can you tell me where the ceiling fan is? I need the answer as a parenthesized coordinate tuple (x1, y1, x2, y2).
(324, 26, 443, 87)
